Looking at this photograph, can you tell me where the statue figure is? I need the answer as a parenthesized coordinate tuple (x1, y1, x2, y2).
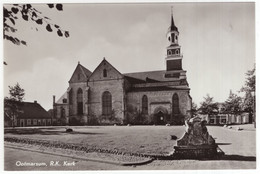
(177, 116, 215, 146)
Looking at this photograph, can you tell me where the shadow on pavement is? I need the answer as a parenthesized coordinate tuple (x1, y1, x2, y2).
(197, 154, 256, 162)
(218, 154, 256, 161)
(216, 143, 232, 145)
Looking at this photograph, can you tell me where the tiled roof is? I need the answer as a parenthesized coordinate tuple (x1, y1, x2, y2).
(56, 92, 67, 104)
(127, 85, 189, 92)
(123, 70, 180, 83)
(5, 101, 51, 119)
(79, 64, 92, 77)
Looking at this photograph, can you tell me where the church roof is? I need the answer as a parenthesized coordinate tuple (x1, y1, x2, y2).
(123, 70, 180, 83)
(56, 92, 67, 104)
(124, 70, 164, 82)
(127, 86, 176, 92)
(80, 64, 92, 77)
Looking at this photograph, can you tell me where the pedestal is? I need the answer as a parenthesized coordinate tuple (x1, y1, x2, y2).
(174, 145, 218, 159)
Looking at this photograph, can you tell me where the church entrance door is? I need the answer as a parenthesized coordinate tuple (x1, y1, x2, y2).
(156, 111, 165, 125)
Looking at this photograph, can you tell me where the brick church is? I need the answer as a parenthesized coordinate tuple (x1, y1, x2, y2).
(53, 13, 192, 125)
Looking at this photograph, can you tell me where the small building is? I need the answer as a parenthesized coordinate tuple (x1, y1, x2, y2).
(200, 112, 250, 125)
(4, 100, 52, 127)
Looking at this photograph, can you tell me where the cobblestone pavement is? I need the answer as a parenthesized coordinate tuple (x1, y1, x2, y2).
(4, 124, 256, 170)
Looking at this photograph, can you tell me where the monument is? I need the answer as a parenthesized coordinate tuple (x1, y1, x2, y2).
(174, 116, 219, 159)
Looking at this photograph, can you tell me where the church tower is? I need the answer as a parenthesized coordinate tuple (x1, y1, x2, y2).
(165, 11, 186, 79)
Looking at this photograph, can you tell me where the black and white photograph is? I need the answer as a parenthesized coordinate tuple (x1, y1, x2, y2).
(1, 0, 257, 172)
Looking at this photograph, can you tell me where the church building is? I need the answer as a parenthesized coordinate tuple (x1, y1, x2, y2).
(53, 13, 192, 125)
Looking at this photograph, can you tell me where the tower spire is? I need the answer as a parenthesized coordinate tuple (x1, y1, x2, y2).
(165, 8, 183, 73)
(171, 6, 174, 26)
(169, 7, 178, 32)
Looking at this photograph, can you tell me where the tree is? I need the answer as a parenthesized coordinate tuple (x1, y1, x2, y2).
(3, 4, 69, 46)
(191, 102, 198, 116)
(223, 90, 242, 115)
(241, 67, 255, 92)
(4, 83, 25, 127)
(199, 94, 219, 115)
(240, 67, 256, 126)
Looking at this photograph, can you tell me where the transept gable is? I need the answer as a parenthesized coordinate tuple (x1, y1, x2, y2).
(69, 63, 92, 83)
(89, 58, 123, 81)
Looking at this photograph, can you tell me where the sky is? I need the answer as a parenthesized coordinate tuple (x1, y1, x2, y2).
(3, 2, 255, 110)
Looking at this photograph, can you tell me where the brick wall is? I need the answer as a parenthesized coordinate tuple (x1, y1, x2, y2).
(88, 78, 125, 123)
(126, 90, 191, 124)
(68, 82, 88, 116)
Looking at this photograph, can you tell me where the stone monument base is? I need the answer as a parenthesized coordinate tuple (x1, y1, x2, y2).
(174, 145, 218, 159)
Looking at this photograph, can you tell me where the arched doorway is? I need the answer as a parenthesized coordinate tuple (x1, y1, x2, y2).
(153, 106, 168, 125)
(156, 111, 165, 125)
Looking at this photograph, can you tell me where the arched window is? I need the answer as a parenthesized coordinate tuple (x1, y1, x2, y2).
(142, 95, 148, 114)
(103, 69, 107, 77)
(61, 108, 65, 118)
(172, 93, 180, 115)
(77, 88, 83, 115)
(175, 49, 179, 55)
(102, 91, 112, 115)
(168, 50, 172, 55)
(69, 89, 73, 105)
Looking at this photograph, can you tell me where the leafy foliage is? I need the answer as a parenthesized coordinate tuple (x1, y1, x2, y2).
(4, 83, 25, 127)
(199, 94, 219, 115)
(242, 91, 254, 113)
(6, 82, 25, 102)
(240, 67, 255, 121)
(3, 4, 70, 46)
(241, 67, 255, 92)
(222, 90, 242, 114)
(126, 104, 150, 125)
(191, 102, 198, 116)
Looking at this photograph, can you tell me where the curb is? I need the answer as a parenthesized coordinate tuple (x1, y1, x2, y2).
(5, 143, 153, 166)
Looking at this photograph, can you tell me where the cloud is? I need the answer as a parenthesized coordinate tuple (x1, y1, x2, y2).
(4, 57, 73, 110)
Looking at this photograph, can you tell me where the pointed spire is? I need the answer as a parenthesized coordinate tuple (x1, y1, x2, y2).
(169, 7, 178, 32)
(171, 6, 174, 26)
